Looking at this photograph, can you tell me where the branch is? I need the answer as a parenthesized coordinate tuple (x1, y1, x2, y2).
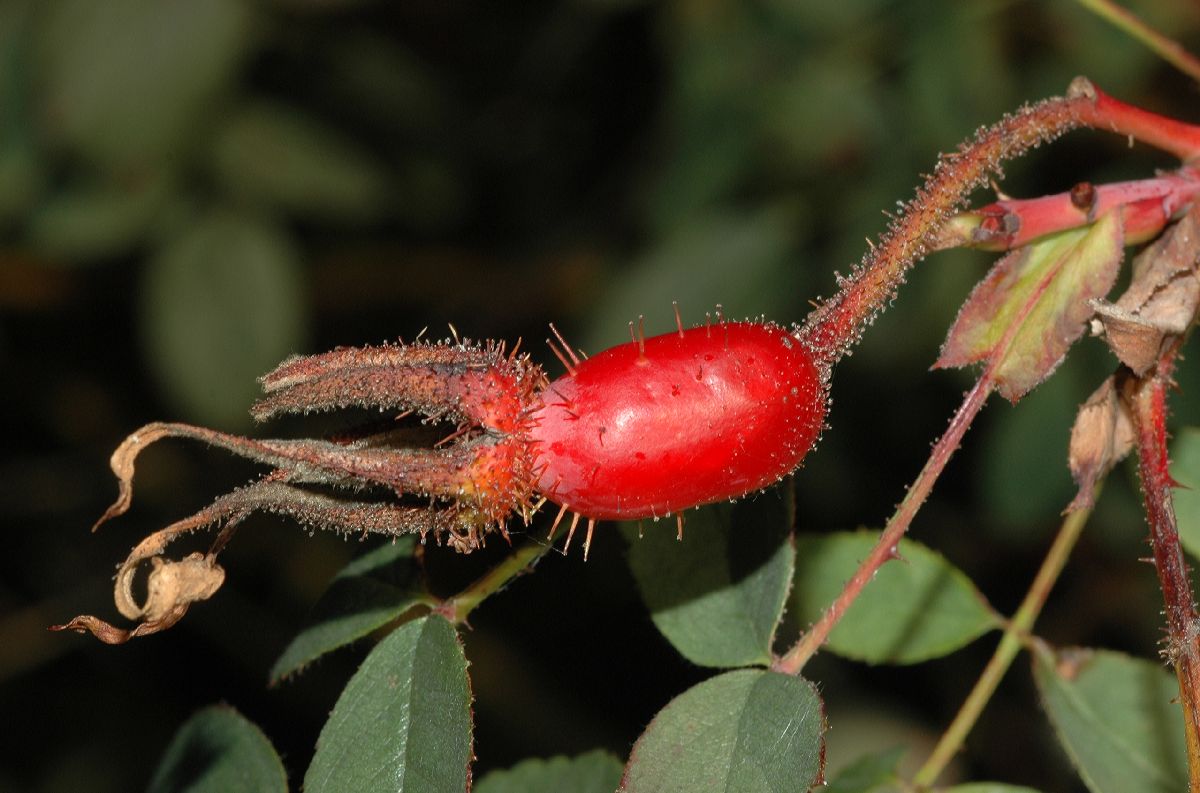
(772, 374, 993, 675)
(1121, 352, 1200, 788)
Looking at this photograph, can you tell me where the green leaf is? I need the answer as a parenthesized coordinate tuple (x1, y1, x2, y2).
(936, 212, 1124, 401)
(1034, 647, 1188, 793)
(620, 669, 825, 793)
(945, 785, 1045, 793)
(824, 747, 904, 793)
(270, 536, 428, 684)
(141, 210, 307, 429)
(28, 176, 172, 261)
(305, 615, 473, 793)
(978, 365, 1078, 533)
(35, 0, 253, 172)
(625, 489, 795, 668)
(147, 705, 286, 793)
(0, 0, 44, 231)
(791, 531, 998, 664)
(761, 55, 881, 172)
(1171, 428, 1200, 562)
(475, 750, 623, 793)
(209, 101, 390, 222)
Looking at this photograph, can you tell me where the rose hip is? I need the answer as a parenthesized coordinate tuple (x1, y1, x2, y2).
(530, 321, 826, 521)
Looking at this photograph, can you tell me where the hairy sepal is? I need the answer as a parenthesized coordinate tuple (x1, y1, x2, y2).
(253, 338, 544, 433)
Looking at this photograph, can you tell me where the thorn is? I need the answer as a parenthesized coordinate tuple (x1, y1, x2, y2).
(548, 323, 581, 366)
(637, 519, 645, 539)
(546, 337, 577, 376)
(715, 304, 725, 324)
(434, 423, 472, 448)
(637, 315, 646, 358)
(673, 301, 684, 337)
(676, 513, 684, 540)
(508, 336, 523, 361)
(448, 322, 461, 345)
(563, 512, 583, 554)
(583, 519, 596, 561)
(415, 326, 429, 342)
(547, 502, 569, 541)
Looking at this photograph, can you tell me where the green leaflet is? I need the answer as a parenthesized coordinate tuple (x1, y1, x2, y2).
(626, 490, 794, 668)
(475, 750, 623, 793)
(824, 747, 904, 793)
(620, 669, 825, 793)
(791, 531, 998, 664)
(1170, 428, 1200, 561)
(147, 706, 286, 793)
(305, 615, 473, 793)
(1035, 647, 1187, 793)
(142, 211, 307, 429)
(209, 101, 391, 223)
(270, 536, 428, 683)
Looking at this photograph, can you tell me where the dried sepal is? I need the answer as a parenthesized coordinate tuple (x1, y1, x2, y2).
(1067, 376, 1135, 512)
(52, 507, 239, 644)
(65, 336, 545, 642)
(1090, 204, 1200, 373)
(95, 421, 536, 522)
(1088, 301, 1174, 377)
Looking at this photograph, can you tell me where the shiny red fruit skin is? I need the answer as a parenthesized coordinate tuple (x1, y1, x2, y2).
(530, 321, 827, 520)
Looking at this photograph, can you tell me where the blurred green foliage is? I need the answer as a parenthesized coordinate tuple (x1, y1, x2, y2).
(2, 1, 1199, 791)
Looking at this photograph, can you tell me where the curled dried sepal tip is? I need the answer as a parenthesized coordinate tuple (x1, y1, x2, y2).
(51, 554, 226, 645)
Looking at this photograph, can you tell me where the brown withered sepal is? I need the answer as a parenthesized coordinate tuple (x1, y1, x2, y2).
(53, 337, 546, 643)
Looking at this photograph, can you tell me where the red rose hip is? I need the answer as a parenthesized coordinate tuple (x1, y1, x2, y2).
(530, 321, 827, 520)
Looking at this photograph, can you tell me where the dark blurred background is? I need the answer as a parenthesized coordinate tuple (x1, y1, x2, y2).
(3, 1, 1200, 791)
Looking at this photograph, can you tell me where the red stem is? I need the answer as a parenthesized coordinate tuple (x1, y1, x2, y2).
(1122, 354, 1200, 788)
(935, 170, 1200, 251)
(773, 374, 993, 675)
(799, 79, 1200, 369)
(1078, 84, 1200, 162)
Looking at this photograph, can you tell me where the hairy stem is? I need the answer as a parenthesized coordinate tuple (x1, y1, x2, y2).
(912, 497, 1096, 789)
(772, 375, 993, 675)
(800, 79, 1200, 368)
(1122, 353, 1200, 789)
(443, 538, 553, 624)
(1074, 0, 1200, 84)
(799, 89, 1092, 365)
